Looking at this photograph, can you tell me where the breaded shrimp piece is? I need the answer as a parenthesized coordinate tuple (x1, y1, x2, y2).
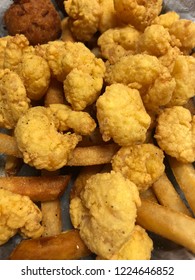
(48, 104, 96, 135)
(152, 11, 180, 28)
(98, 225, 153, 260)
(112, 144, 165, 192)
(70, 171, 141, 259)
(166, 55, 195, 107)
(0, 189, 43, 245)
(158, 46, 181, 72)
(15, 53, 51, 100)
(105, 54, 175, 111)
(98, 0, 118, 33)
(155, 106, 195, 163)
(3, 34, 30, 71)
(114, 0, 163, 31)
(0, 36, 11, 69)
(98, 25, 141, 64)
(96, 84, 151, 146)
(0, 69, 30, 129)
(14, 106, 81, 171)
(137, 24, 172, 57)
(64, 0, 102, 42)
(168, 19, 195, 54)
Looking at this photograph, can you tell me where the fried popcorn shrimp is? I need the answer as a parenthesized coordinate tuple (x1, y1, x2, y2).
(105, 54, 175, 111)
(0, 36, 11, 69)
(14, 106, 81, 171)
(113, 0, 163, 31)
(0, 189, 43, 245)
(96, 84, 151, 146)
(166, 55, 195, 107)
(169, 19, 195, 54)
(70, 171, 141, 259)
(110, 225, 153, 260)
(15, 53, 51, 101)
(0, 69, 30, 129)
(3, 34, 30, 71)
(4, 0, 62, 45)
(158, 46, 181, 72)
(112, 143, 165, 192)
(152, 11, 180, 28)
(64, 0, 102, 42)
(48, 104, 96, 135)
(98, 25, 141, 64)
(98, 0, 118, 33)
(155, 106, 195, 163)
(137, 24, 172, 57)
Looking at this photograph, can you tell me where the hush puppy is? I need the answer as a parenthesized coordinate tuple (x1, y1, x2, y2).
(3, 0, 62, 45)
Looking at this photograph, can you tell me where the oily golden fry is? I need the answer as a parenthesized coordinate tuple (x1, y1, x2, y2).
(140, 188, 158, 203)
(41, 200, 62, 237)
(70, 165, 103, 199)
(0, 133, 22, 158)
(0, 175, 70, 201)
(152, 173, 192, 216)
(44, 78, 65, 106)
(67, 144, 120, 166)
(9, 230, 91, 260)
(168, 157, 195, 215)
(137, 199, 195, 254)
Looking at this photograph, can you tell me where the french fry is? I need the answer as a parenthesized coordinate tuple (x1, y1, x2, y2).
(168, 157, 195, 215)
(0, 175, 70, 202)
(140, 188, 158, 203)
(41, 200, 62, 237)
(9, 230, 91, 260)
(0, 133, 22, 158)
(67, 144, 119, 166)
(137, 199, 195, 254)
(152, 173, 192, 216)
(70, 165, 103, 199)
(4, 155, 22, 176)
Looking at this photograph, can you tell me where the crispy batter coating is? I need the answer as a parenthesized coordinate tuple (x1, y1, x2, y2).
(14, 106, 81, 171)
(166, 55, 195, 106)
(0, 36, 11, 69)
(15, 53, 51, 100)
(70, 171, 141, 259)
(48, 104, 96, 135)
(113, 0, 163, 31)
(96, 84, 151, 146)
(0, 189, 43, 245)
(168, 19, 195, 54)
(111, 225, 153, 260)
(64, 0, 102, 41)
(152, 11, 180, 28)
(112, 144, 165, 192)
(4, 0, 62, 45)
(0, 69, 30, 129)
(98, 0, 118, 33)
(98, 26, 141, 63)
(155, 106, 195, 163)
(105, 54, 176, 111)
(137, 24, 172, 57)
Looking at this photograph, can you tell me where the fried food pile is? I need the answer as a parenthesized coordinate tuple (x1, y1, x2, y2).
(0, 0, 195, 260)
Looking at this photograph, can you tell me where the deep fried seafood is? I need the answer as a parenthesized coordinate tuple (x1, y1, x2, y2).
(113, 0, 163, 31)
(14, 106, 81, 171)
(98, 25, 141, 63)
(137, 24, 172, 57)
(16, 53, 51, 100)
(155, 106, 195, 163)
(110, 225, 153, 260)
(64, 0, 101, 42)
(152, 11, 180, 28)
(0, 69, 30, 129)
(0, 36, 10, 69)
(4, 0, 62, 45)
(70, 171, 141, 259)
(48, 104, 96, 135)
(112, 143, 165, 192)
(0, 189, 43, 245)
(98, 0, 118, 33)
(96, 84, 151, 146)
(105, 54, 176, 111)
(168, 19, 195, 54)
